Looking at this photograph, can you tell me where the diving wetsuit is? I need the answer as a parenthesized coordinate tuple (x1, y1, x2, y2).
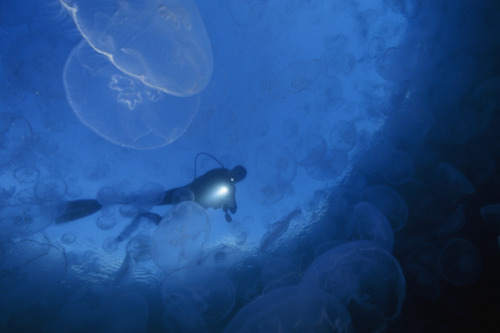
(159, 166, 246, 222)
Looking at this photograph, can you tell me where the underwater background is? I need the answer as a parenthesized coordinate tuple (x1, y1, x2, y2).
(0, 0, 499, 332)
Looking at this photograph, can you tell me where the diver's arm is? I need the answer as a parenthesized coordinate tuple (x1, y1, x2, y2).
(223, 195, 237, 222)
(229, 201, 237, 214)
(158, 187, 178, 205)
(158, 187, 182, 206)
(227, 190, 237, 214)
(116, 212, 161, 243)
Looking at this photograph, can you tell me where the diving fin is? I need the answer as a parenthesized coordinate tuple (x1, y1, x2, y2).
(55, 199, 102, 223)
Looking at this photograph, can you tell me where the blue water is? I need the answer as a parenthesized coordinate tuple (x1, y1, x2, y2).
(0, 0, 499, 332)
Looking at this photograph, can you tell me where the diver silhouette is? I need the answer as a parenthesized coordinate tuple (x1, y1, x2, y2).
(159, 164, 247, 222)
(56, 153, 247, 225)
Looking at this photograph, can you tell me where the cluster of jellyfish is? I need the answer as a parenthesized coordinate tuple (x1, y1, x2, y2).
(1, 0, 500, 332)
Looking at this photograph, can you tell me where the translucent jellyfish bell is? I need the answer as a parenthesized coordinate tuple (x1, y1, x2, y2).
(151, 201, 211, 272)
(63, 41, 200, 149)
(162, 267, 235, 331)
(302, 241, 406, 333)
(59, 0, 213, 96)
(224, 286, 353, 333)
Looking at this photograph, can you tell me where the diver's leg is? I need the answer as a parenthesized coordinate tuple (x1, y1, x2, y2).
(158, 187, 179, 205)
(115, 212, 162, 242)
(157, 186, 194, 206)
(55, 199, 102, 223)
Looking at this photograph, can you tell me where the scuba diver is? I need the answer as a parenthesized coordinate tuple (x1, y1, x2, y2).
(159, 163, 247, 222)
(56, 153, 247, 227)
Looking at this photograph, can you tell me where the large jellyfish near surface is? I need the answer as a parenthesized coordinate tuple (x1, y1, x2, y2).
(151, 201, 211, 272)
(161, 267, 235, 332)
(438, 238, 482, 286)
(59, 0, 213, 97)
(302, 240, 406, 333)
(63, 41, 200, 149)
(224, 286, 353, 333)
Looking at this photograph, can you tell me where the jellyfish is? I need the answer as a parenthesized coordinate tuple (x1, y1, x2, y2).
(151, 201, 211, 272)
(162, 267, 235, 331)
(302, 241, 406, 333)
(353, 202, 394, 252)
(224, 286, 353, 333)
(63, 41, 200, 149)
(260, 257, 301, 293)
(329, 120, 357, 152)
(253, 143, 297, 204)
(0, 240, 67, 317)
(14, 166, 39, 183)
(34, 177, 67, 202)
(432, 162, 475, 202)
(295, 134, 328, 167)
(271, 59, 326, 97)
(438, 238, 482, 287)
(0, 113, 32, 167)
(480, 203, 500, 232)
(376, 45, 423, 82)
(59, 0, 213, 97)
(0, 204, 62, 240)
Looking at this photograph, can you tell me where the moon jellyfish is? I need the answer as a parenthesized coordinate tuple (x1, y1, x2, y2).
(63, 41, 200, 149)
(14, 166, 39, 183)
(271, 59, 326, 98)
(0, 113, 32, 167)
(162, 267, 235, 331)
(302, 241, 406, 333)
(295, 134, 328, 167)
(0, 204, 62, 240)
(353, 202, 394, 252)
(432, 162, 475, 202)
(438, 238, 482, 287)
(0, 240, 67, 316)
(305, 149, 348, 181)
(61, 233, 76, 245)
(60, 0, 213, 96)
(34, 177, 67, 202)
(439, 206, 466, 236)
(376, 46, 423, 82)
(224, 286, 353, 333)
(197, 244, 244, 271)
(360, 185, 408, 231)
(404, 264, 442, 303)
(329, 120, 358, 152)
(151, 201, 210, 272)
(260, 257, 301, 293)
(253, 143, 297, 204)
(96, 216, 116, 230)
(480, 203, 500, 232)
